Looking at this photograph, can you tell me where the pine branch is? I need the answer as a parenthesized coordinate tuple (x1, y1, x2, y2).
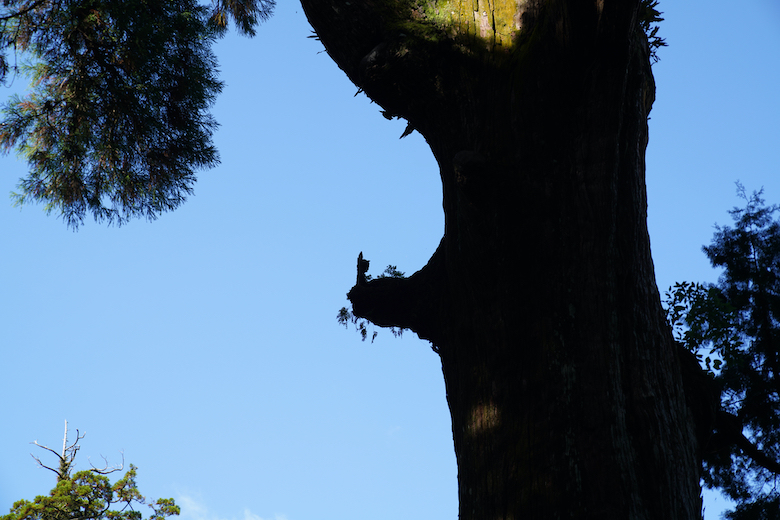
(718, 410, 780, 475)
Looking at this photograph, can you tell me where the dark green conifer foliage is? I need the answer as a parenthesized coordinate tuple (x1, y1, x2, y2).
(0, 0, 273, 227)
(665, 185, 780, 520)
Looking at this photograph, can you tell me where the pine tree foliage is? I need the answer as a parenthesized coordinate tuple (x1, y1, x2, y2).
(0, 0, 273, 228)
(207, 0, 275, 37)
(3, 424, 179, 520)
(664, 185, 780, 520)
(3, 467, 180, 520)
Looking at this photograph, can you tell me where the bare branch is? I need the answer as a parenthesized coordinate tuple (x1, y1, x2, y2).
(31, 439, 62, 459)
(65, 428, 85, 458)
(29, 420, 86, 479)
(29, 451, 61, 476)
(89, 451, 125, 475)
(62, 420, 68, 458)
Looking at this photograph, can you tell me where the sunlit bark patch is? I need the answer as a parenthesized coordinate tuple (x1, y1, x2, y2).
(469, 402, 501, 435)
(414, 0, 524, 48)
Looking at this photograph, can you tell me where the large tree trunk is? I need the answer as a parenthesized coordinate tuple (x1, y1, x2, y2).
(301, 1, 702, 518)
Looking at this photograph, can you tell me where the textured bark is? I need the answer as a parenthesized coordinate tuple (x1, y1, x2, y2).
(302, 1, 702, 518)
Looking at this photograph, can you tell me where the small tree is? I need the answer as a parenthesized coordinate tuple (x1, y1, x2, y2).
(3, 422, 179, 520)
(664, 185, 780, 520)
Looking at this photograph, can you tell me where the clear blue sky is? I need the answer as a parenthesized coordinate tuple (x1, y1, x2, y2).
(1, 2, 779, 520)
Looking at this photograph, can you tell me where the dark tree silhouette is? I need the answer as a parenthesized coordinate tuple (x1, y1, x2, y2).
(303, 1, 703, 518)
(666, 186, 780, 520)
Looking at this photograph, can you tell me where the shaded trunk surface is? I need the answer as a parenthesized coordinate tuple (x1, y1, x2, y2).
(301, 1, 702, 518)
